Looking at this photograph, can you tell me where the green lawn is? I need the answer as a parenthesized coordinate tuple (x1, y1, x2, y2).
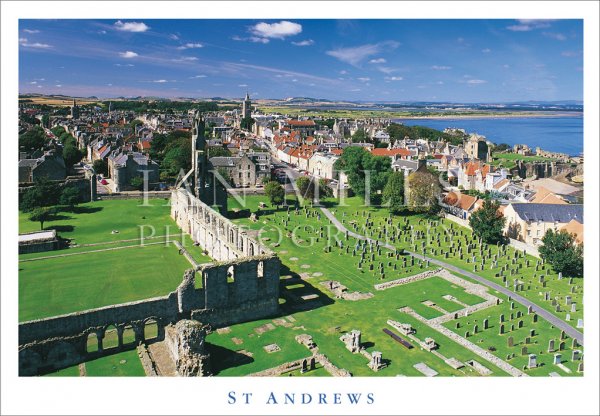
(490, 153, 557, 169)
(43, 349, 145, 377)
(19, 199, 212, 322)
(19, 198, 176, 245)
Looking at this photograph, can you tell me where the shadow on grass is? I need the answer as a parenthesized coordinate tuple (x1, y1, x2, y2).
(278, 264, 335, 315)
(47, 225, 75, 233)
(71, 206, 104, 214)
(207, 342, 254, 375)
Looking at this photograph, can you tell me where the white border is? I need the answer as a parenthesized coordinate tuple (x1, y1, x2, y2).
(2, 2, 599, 415)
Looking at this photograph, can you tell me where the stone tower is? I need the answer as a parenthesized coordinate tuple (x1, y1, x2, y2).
(242, 92, 252, 119)
(464, 133, 490, 162)
(70, 98, 80, 120)
(191, 111, 228, 214)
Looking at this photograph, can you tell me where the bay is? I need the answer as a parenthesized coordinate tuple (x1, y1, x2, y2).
(392, 116, 583, 156)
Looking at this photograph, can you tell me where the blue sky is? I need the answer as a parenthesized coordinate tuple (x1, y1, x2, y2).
(18, 19, 583, 102)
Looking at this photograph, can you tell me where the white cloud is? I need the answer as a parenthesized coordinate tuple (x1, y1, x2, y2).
(350, 88, 361, 92)
(292, 39, 314, 46)
(114, 20, 149, 33)
(114, 63, 134, 67)
(385, 76, 403, 81)
(482, 48, 491, 53)
(467, 79, 487, 84)
(98, 30, 107, 35)
(436, 81, 444, 85)
(55, 84, 62, 87)
(169, 34, 179, 40)
(326, 41, 400, 66)
(250, 21, 302, 40)
(19, 38, 52, 49)
(238, 84, 248, 87)
(506, 19, 554, 32)
(149, 79, 169, 83)
(543, 32, 567, 41)
(431, 65, 452, 70)
(357, 77, 370, 82)
(171, 56, 198, 62)
(292, 79, 298, 82)
(176, 42, 203, 50)
(23, 29, 40, 34)
(119, 51, 138, 58)
(339, 70, 348, 75)
(189, 75, 207, 79)
(29, 81, 37, 85)
(369, 58, 386, 64)
(377, 66, 399, 74)
(561, 50, 581, 57)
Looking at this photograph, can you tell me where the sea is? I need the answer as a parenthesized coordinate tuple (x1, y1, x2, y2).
(392, 116, 583, 156)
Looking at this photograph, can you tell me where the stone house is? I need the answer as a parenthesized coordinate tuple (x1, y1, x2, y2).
(308, 152, 339, 180)
(502, 203, 584, 246)
(18, 151, 66, 183)
(209, 152, 270, 188)
(108, 151, 159, 192)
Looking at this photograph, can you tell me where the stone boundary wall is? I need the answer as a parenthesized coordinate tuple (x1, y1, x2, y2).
(443, 213, 540, 258)
(374, 269, 444, 291)
(99, 191, 172, 200)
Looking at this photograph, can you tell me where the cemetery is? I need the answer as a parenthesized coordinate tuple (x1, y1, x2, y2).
(29, 194, 583, 377)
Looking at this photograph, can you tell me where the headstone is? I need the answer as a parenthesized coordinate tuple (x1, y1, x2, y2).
(525, 337, 530, 344)
(301, 359, 308, 373)
(577, 362, 583, 373)
(500, 314, 505, 323)
(310, 357, 316, 370)
(507, 336, 514, 347)
(553, 353, 561, 365)
(548, 339, 555, 353)
(532, 314, 538, 323)
(565, 296, 572, 306)
(518, 320, 523, 328)
(559, 341, 565, 351)
(530, 329, 535, 337)
(571, 338, 578, 349)
(527, 305, 533, 315)
(576, 319, 584, 329)
(565, 313, 571, 321)
(521, 346, 528, 355)
(499, 325, 504, 335)
(483, 319, 489, 330)
(571, 303, 576, 313)
(571, 350, 581, 361)
(527, 354, 537, 369)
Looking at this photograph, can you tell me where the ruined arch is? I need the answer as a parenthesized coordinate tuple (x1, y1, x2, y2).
(103, 324, 119, 350)
(86, 332, 99, 353)
(144, 318, 159, 342)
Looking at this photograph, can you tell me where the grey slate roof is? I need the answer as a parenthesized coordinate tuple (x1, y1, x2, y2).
(210, 156, 240, 167)
(511, 203, 583, 224)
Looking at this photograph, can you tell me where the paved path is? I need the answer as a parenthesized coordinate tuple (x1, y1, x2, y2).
(320, 207, 584, 345)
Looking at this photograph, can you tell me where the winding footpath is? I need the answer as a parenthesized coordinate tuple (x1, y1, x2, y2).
(320, 207, 583, 345)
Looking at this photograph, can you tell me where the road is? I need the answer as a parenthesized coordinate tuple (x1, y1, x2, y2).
(319, 206, 584, 345)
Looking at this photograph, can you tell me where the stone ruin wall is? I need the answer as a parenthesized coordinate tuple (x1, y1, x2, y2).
(171, 188, 273, 262)
(18, 189, 281, 376)
(511, 160, 583, 180)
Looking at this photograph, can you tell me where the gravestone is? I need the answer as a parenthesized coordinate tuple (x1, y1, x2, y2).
(500, 314, 505, 323)
(527, 354, 537, 369)
(577, 362, 583, 373)
(507, 336, 514, 347)
(565, 313, 570, 321)
(483, 319, 489, 330)
(301, 359, 308, 374)
(525, 337, 530, 344)
(571, 303, 576, 313)
(532, 314, 538, 323)
(530, 329, 535, 337)
(553, 353, 561, 365)
(565, 296, 571, 306)
(548, 339, 555, 353)
(310, 357, 316, 370)
(559, 341, 565, 351)
(521, 346, 528, 356)
(571, 339, 578, 349)
(571, 350, 581, 361)
(499, 325, 504, 335)
(527, 305, 533, 315)
(518, 320, 523, 328)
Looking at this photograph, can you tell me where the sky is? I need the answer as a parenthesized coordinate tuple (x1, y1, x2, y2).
(18, 19, 583, 102)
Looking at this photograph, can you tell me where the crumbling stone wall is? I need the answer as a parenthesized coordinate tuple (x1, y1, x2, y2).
(165, 320, 210, 376)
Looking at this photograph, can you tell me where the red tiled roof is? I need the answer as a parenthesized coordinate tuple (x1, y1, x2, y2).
(371, 148, 412, 157)
(287, 119, 315, 127)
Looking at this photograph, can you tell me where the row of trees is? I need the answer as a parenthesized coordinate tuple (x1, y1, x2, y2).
(20, 178, 83, 229)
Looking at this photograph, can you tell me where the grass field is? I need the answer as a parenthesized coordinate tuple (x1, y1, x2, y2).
(490, 153, 557, 168)
(19, 199, 211, 322)
(42, 350, 145, 377)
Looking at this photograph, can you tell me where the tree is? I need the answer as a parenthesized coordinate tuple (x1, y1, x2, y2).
(130, 176, 145, 191)
(493, 143, 511, 152)
(59, 186, 81, 209)
(19, 126, 46, 153)
(264, 181, 285, 206)
(351, 128, 368, 143)
(62, 143, 84, 169)
(382, 172, 405, 214)
(20, 177, 62, 212)
(92, 159, 109, 176)
(29, 206, 55, 230)
(162, 145, 192, 176)
(407, 168, 441, 214)
(41, 114, 50, 128)
(319, 179, 333, 198)
(334, 146, 391, 204)
(295, 176, 315, 201)
(539, 230, 583, 277)
(469, 199, 506, 244)
(207, 146, 232, 158)
(240, 116, 255, 131)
